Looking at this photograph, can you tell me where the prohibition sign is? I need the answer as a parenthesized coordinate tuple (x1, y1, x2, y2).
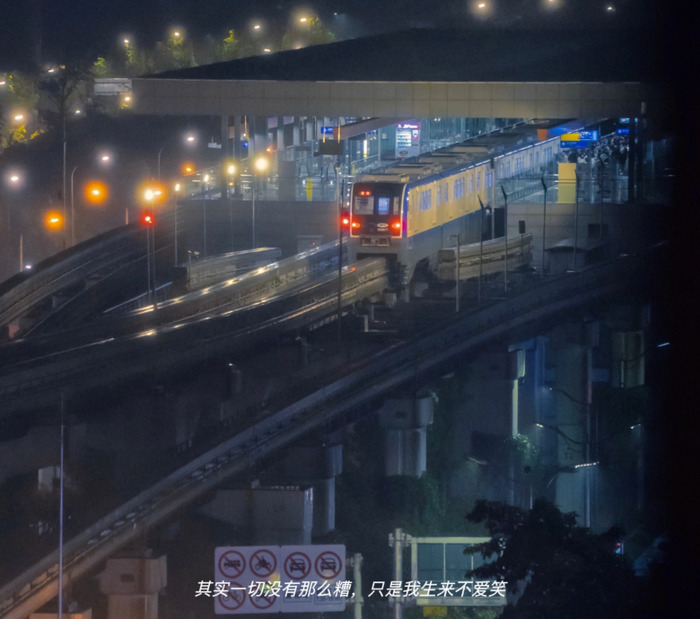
(315, 550, 342, 579)
(250, 548, 277, 579)
(217, 582, 246, 611)
(249, 590, 276, 610)
(284, 551, 311, 580)
(218, 550, 246, 579)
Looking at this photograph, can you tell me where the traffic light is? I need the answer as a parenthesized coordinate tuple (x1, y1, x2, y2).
(141, 211, 155, 226)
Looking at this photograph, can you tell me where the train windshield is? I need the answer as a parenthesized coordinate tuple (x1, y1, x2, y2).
(352, 184, 402, 216)
(354, 193, 374, 214)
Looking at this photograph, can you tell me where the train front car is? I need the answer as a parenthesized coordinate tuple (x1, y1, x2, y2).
(346, 180, 406, 286)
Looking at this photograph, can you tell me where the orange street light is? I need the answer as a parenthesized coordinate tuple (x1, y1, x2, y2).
(84, 180, 109, 204)
(45, 210, 65, 231)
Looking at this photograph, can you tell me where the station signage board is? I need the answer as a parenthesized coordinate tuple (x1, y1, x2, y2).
(560, 130, 599, 149)
(396, 121, 421, 158)
(213, 544, 346, 614)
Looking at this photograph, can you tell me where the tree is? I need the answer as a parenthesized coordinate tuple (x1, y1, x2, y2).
(465, 499, 639, 619)
(281, 16, 336, 50)
(38, 64, 92, 132)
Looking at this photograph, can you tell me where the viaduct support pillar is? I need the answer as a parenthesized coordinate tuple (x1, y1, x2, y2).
(98, 554, 167, 619)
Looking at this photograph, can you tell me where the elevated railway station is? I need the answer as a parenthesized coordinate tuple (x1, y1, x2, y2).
(0, 23, 686, 619)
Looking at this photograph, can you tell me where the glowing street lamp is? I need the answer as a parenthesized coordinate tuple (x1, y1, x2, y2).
(251, 155, 269, 248)
(84, 181, 108, 204)
(224, 160, 238, 249)
(158, 133, 197, 179)
(140, 182, 166, 304)
(45, 210, 65, 231)
(4, 168, 26, 270)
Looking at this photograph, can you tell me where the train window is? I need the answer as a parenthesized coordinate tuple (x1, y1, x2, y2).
(420, 189, 432, 211)
(468, 176, 473, 194)
(476, 172, 481, 191)
(454, 177, 464, 198)
(354, 194, 374, 214)
(377, 197, 390, 215)
(442, 183, 449, 203)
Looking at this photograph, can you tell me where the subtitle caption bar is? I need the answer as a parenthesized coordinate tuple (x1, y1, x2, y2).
(195, 580, 507, 598)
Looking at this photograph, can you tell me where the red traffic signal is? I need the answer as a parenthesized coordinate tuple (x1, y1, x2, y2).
(141, 211, 155, 226)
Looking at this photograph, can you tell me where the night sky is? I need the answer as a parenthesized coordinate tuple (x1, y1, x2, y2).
(0, 0, 670, 71)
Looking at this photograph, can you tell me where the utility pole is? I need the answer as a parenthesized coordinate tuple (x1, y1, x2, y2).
(541, 176, 548, 276)
(450, 234, 461, 312)
(501, 185, 508, 294)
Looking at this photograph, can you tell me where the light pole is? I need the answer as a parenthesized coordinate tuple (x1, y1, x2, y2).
(573, 170, 579, 271)
(173, 182, 181, 266)
(58, 396, 65, 619)
(477, 195, 486, 303)
(142, 186, 162, 305)
(251, 155, 269, 248)
(70, 166, 78, 246)
(4, 169, 25, 272)
(336, 162, 343, 341)
(541, 175, 548, 276)
(501, 185, 508, 294)
(450, 233, 461, 312)
(157, 146, 164, 179)
(225, 161, 237, 251)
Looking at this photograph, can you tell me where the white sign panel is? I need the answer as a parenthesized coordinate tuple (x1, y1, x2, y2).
(280, 545, 346, 613)
(213, 544, 347, 614)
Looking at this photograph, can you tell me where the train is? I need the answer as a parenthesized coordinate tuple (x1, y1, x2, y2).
(346, 119, 583, 293)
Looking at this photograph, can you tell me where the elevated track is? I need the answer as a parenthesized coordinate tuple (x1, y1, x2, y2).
(0, 249, 659, 619)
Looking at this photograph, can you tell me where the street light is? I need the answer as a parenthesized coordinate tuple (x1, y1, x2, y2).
(158, 132, 197, 179)
(450, 234, 461, 312)
(477, 195, 486, 303)
(335, 162, 344, 341)
(573, 170, 580, 271)
(173, 181, 182, 265)
(501, 185, 509, 294)
(141, 184, 165, 305)
(541, 175, 548, 276)
(251, 154, 269, 248)
(225, 160, 238, 251)
(4, 168, 26, 271)
(70, 166, 78, 245)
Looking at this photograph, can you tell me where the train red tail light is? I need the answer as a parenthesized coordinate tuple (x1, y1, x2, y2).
(351, 221, 360, 229)
(390, 219, 402, 235)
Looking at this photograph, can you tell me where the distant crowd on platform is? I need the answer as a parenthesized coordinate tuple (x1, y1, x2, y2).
(566, 134, 630, 175)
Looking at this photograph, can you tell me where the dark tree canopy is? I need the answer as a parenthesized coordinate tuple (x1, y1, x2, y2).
(465, 499, 640, 619)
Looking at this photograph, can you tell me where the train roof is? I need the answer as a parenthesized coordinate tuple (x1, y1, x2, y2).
(354, 119, 581, 184)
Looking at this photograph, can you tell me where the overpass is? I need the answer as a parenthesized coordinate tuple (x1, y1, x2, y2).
(0, 248, 661, 619)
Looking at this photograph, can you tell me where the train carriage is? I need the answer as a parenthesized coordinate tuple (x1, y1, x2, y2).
(346, 120, 577, 292)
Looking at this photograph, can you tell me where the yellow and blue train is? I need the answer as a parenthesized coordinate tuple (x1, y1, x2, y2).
(346, 120, 580, 290)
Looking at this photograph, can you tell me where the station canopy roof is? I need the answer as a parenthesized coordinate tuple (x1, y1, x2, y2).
(148, 27, 665, 84)
(133, 27, 671, 124)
